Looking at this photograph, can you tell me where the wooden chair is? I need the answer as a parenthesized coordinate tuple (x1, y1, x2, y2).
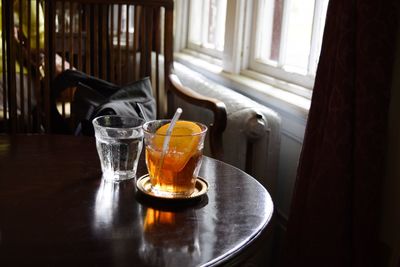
(1, 0, 226, 159)
(1, 0, 46, 133)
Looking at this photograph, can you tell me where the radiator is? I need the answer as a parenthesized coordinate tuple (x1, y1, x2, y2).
(172, 62, 281, 197)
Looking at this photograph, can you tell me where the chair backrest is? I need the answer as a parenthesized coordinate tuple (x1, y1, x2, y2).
(47, 0, 174, 119)
(1, 0, 174, 133)
(1, 0, 46, 133)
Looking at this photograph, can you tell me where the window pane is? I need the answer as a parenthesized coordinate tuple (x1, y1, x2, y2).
(188, 0, 203, 45)
(206, 0, 226, 51)
(283, 0, 315, 73)
(250, 0, 329, 89)
(255, 0, 283, 63)
(188, 0, 227, 53)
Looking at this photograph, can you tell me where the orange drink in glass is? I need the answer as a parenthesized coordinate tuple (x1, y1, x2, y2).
(143, 120, 207, 197)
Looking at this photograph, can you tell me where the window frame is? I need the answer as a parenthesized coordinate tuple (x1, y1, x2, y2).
(174, 0, 328, 97)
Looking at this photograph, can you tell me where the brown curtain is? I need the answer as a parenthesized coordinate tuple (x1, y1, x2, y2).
(284, 0, 398, 266)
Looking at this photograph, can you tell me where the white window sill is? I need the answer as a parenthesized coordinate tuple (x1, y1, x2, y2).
(174, 52, 311, 121)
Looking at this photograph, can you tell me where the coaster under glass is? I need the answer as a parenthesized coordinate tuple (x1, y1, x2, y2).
(136, 174, 208, 200)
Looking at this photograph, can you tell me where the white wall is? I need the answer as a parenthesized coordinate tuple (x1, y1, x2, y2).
(275, 113, 305, 220)
(246, 95, 306, 222)
(257, 94, 306, 266)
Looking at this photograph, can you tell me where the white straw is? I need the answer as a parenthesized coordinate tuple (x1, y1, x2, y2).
(161, 108, 182, 155)
(155, 108, 183, 180)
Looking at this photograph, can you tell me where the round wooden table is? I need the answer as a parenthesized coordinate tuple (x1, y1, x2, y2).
(0, 135, 273, 266)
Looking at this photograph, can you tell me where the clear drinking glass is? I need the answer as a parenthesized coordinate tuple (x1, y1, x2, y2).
(143, 120, 207, 197)
(93, 115, 144, 182)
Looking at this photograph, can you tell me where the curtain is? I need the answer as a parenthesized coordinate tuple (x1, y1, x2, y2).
(284, 0, 398, 266)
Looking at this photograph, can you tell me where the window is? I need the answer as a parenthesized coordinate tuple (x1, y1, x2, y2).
(187, 0, 227, 59)
(176, 0, 329, 93)
(249, 0, 329, 88)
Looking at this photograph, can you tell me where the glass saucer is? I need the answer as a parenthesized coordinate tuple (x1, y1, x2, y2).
(136, 174, 209, 200)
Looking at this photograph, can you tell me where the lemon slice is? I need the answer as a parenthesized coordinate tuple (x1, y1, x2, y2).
(153, 121, 203, 171)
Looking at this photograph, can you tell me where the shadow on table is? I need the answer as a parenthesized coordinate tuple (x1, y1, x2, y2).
(135, 190, 209, 211)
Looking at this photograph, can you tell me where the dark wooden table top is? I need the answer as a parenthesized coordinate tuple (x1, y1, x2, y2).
(0, 134, 273, 266)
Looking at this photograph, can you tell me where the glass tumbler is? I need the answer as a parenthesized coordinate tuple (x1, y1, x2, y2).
(93, 115, 144, 182)
(143, 120, 207, 197)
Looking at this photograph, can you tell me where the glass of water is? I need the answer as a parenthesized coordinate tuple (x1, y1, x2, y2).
(93, 115, 145, 182)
